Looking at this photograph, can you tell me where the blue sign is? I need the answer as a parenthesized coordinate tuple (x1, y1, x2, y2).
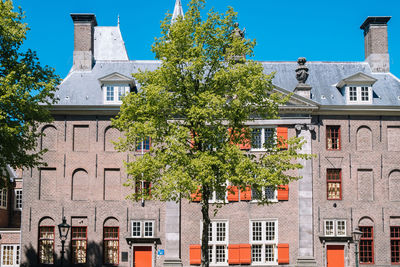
(158, 249, 165, 256)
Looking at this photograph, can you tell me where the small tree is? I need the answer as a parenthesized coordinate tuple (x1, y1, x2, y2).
(113, 1, 312, 266)
(0, 0, 60, 185)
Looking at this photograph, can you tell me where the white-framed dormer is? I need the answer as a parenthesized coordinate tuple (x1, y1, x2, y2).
(336, 72, 377, 105)
(98, 72, 135, 105)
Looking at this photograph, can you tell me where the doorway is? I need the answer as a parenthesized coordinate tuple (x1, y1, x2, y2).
(134, 246, 152, 267)
(327, 245, 344, 267)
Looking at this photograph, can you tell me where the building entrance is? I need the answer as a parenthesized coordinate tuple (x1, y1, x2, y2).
(134, 246, 152, 267)
(327, 245, 344, 267)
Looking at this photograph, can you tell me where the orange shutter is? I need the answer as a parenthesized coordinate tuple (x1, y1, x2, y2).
(277, 243, 289, 264)
(191, 186, 202, 202)
(227, 186, 239, 202)
(229, 128, 251, 150)
(277, 127, 288, 149)
(189, 245, 201, 265)
(277, 185, 289, 201)
(190, 131, 196, 148)
(228, 245, 240, 264)
(239, 244, 251, 264)
(240, 186, 252, 201)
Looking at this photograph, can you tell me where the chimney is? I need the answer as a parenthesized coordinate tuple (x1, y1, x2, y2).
(360, 16, 391, 73)
(71, 14, 97, 71)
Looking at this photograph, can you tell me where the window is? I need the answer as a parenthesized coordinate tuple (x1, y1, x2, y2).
(72, 227, 87, 264)
(326, 126, 340, 150)
(14, 189, 22, 210)
(251, 127, 275, 150)
(324, 220, 346, 236)
(209, 191, 226, 203)
(0, 189, 7, 208)
(104, 227, 119, 265)
(250, 220, 277, 264)
(103, 85, 129, 104)
(131, 221, 154, 238)
(391, 226, 400, 264)
(135, 180, 151, 197)
(39, 226, 54, 264)
(251, 186, 277, 202)
(136, 137, 151, 152)
(204, 221, 228, 265)
(327, 169, 341, 200)
(347, 86, 372, 104)
(1, 245, 20, 267)
(359, 226, 374, 264)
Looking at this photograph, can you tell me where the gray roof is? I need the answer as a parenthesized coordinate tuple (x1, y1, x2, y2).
(94, 26, 129, 61)
(56, 60, 400, 107)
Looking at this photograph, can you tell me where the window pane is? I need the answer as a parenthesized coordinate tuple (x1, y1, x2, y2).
(265, 221, 275, 241)
(216, 222, 226, 242)
(391, 227, 400, 263)
(265, 187, 275, 200)
(251, 129, 262, 149)
(106, 86, 114, 101)
(144, 221, 153, 237)
(118, 86, 127, 101)
(251, 187, 262, 201)
(39, 226, 54, 264)
(251, 245, 262, 262)
(215, 245, 225, 263)
(2, 245, 14, 265)
(132, 221, 141, 237)
(325, 221, 334, 236)
(72, 227, 87, 264)
(208, 223, 212, 242)
(265, 244, 275, 263)
(15, 189, 22, 209)
(361, 87, 369, 101)
(264, 128, 275, 147)
(326, 126, 340, 150)
(104, 227, 119, 264)
(337, 221, 346, 236)
(349, 86, 357, 101)
(252, 221, 262, 241)
(359, 226, 373, 263)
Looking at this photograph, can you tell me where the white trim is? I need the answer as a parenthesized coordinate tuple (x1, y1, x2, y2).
(324, 219, 347, 237)
(131, 220, 155, 238)
(249, 219, 278, 265)
(14, 189, 22, 211)
(250, 126, 276, 152)
(1, 244, 20, 267)
(346, 85, 372, 105)
(103, 84, 130, 104)
(200, 220, 229, 266)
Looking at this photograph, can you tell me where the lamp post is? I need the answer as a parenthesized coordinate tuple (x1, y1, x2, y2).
(352, 227, 363, 267)
(58, 216, 70, 267)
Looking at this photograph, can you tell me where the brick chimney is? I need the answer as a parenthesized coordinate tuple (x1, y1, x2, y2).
(360, 16, 391, 73)
(71, 14, 97, 71)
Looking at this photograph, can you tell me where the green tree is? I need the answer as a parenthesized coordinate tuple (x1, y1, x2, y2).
(0, 0, 60, 185)
(113, 0, 312, 266)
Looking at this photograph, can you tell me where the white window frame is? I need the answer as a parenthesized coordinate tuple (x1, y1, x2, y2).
(200, 220, 229, 266)
(0, 189, 7, 209)
(250, 127, 276, 151)
(1, 244, 20, 267)
(249, 219, 278, 265)
(209, 191, 227, 204)
(14, 189, 22, 210)
(324, 219, 346, 237)
(251, 186, 278, 203)
(103, 84, 130, 104)
(131, 220, 154, 238)
(346, 86, 372, 104)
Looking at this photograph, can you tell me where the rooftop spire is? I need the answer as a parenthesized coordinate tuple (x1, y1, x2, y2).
(172, 0, 184, 24)
(117, 14, 120, 27)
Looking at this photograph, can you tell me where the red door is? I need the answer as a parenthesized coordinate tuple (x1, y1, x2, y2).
(134, 246, 152, 267)
(327, 245, 344, 267)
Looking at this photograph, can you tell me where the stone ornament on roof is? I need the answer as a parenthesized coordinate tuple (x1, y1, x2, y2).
(296, 57, 309, 85)
(232, 22, 245, 39)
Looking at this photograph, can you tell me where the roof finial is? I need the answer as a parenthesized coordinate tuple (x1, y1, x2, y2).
(172, 0, 184, 24)
(117, 14, 120, 27)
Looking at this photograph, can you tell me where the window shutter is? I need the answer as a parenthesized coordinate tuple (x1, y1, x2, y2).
(227, 186, 239, 202)
(189, 245, 201, 265)
(240, 186, 252, 201)
(229, 128, 251, 150)
(277, 243, 289, 264)
(239, 244, 251, 264)
(277, 127, 288, 149)
(191, 186, 202, 202)
(228, 244, 240, 264)
(277, 185, 289, 201)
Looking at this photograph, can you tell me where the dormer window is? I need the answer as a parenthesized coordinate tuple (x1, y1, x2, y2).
(99, 72, 136, 105)
(104, 85, 130, 104)
(347, 86, 372, 104)
(336, 72, 377, 105)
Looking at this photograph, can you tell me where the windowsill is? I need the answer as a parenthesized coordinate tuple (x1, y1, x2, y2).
(104, 101, 123, 105)
(251, 262, 278, 266)
(0, 206, 7, 210)
(250, 199, 278, 203)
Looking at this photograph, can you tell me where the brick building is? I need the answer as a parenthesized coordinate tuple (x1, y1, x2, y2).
(17, 1, 400, 267)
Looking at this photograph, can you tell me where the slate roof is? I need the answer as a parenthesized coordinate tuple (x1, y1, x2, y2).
(57, 60, 400, 107)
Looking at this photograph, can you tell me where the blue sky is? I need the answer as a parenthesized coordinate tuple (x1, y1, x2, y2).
(16, 0, 400, 78)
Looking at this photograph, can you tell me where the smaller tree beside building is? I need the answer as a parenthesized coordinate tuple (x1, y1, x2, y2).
(0, 0, 60, 186)
(113, 0, 312, 266)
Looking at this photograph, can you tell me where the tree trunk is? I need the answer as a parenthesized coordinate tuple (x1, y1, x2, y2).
(201, 185, 211, 267)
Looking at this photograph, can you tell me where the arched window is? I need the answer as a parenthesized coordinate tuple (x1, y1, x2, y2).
(41, 125, 57, 151)
(356, 126, 372, 151)
(38, 217, 55, 264)
(358, 217, 374, 264)
(72, 169, 89, 200)
(103, 217, 119, 265)
(389, 170, 400, 201)
(104, 127, 120, 152)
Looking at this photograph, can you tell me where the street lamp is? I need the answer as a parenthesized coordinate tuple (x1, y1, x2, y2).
(58, 216, 70, 267)
(352, 227, 363, 267)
